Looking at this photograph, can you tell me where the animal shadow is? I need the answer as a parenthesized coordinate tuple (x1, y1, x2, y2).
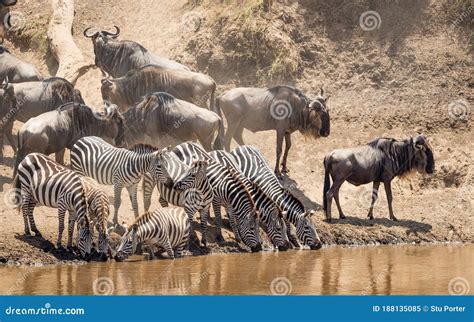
(329, 215, 432, 233)
(14, 233, 83, 261)
(281, 174, 323, 211)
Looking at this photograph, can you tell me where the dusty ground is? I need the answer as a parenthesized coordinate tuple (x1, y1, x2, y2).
(0, 0, 472, 264)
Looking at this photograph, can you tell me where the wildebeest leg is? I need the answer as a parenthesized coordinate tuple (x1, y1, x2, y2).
(212, 200, 225, 242)
(223, 116, 242, 151)
(4, 121, 16, 153)
(112, 180, 123, 225)
(333, 182, 345, 219)
(126, 184, 139, 218)
(55, 149, 66, 165)
(325, 177, 345, 222)
(367, 181, 380, 220)
(274, 131, 285, 178)
(285, 219, 299, 248)
(233, 125, 245, 146)
(281, 133, 291, 173)
(383, 181, 397, 221)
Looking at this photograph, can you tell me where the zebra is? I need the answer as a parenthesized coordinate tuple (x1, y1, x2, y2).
(114, 207, 190, 261)
(142, 157, 214, 247)
(80, 177, 110, 261)
(70, 136, 172, 225)
(209, 150, 289, 251)
(172, 142, 262, 252)
(230, 145, 322, 250)
(13, 153, 93, 259)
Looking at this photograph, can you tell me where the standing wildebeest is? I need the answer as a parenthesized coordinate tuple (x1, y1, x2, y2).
(0, 77, 84, 156)
(216, 85, 330, 177)
(83, 25, 190, 77)
(14, 102, 124, 175)
(100, 64, 216, 112)
(323, 135, 435, 222)
(0, 44, 42, 82)
(121, 92, 223, 150)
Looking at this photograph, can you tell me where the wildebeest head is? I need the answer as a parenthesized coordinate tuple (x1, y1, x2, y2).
(100, 77, 121, 106)
(1, 0, 17, 6)
(0, 77, 16, 115)
(303, 88, 330, 138)
(412, 135, 435, 174)
(96, 102, 125, 147)
(83, 26, 120, 44)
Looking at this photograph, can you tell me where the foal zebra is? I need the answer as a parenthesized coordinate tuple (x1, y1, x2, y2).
(231, 146, 322, 249)
(172, 142, 262, 252)
(209, 150, 289, 251)
(14, 153, 93, 258)
(143, 156, 213, 247)
(80, 177, 110, 260)
(70, 136, 171, 225)
(114, 207, 190, 261)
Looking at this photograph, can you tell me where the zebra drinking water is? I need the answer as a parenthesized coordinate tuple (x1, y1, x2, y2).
(114, 207, 190, 261)
(13, 153, 93, 258)
(230, 145, 322, 250)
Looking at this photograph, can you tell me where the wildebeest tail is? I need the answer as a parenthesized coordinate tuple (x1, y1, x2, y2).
(12, 134, 24, 179)
(323, 156, 331, 211)
(213, 116, 224, 150)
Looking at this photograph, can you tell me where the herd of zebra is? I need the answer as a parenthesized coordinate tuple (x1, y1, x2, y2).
(1, 25, 435, 262)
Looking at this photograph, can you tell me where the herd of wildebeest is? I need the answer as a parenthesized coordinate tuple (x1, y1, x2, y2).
(0, 26, 435, 261)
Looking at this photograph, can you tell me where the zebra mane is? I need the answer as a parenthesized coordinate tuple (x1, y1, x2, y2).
(225, 164, 257, 210)
(128, 143, 159, 153)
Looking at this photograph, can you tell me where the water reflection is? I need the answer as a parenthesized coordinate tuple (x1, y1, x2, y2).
(0, 244, 472, 295)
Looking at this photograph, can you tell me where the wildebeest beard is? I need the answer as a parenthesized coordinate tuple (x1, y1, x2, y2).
(300, 108, 322, 139)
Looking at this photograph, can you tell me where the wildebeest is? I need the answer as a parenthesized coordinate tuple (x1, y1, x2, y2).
(121, 92, 223, 151)
(14, 102, 124, 175)
(101, 64, 216, 112)
(0, 77, 84, 157)
(323, 135, 435, 222)
(0, 44, 42, 82)
(83, 26, 190, 77)
(216, 85, 330, 177)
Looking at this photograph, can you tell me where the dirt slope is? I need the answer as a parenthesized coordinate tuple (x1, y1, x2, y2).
(0, 0, 472, 264)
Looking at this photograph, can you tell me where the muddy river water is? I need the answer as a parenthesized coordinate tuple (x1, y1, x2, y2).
(1, 244, 472, 295)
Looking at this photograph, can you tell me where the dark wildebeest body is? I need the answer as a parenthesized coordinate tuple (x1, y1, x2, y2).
(101, 64, 216, 112)
(122, 92, 223, 150)
(83, 26, 190, 77)
(217, 85, 330, 177)
(323, 135, 435, 221)
(0, 45, 42, 82)
(14, 103, 124, 175)
(0, 77, 83, 156)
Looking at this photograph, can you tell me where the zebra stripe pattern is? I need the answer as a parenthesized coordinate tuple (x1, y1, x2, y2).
(230, 145, 322, 249)
(114, 207, 190, 261)
(70, 136, 169, 225)
(143, 156, 213, 247)
(172, 142, 262, 252)
(14, 153, 93, 258)
(209, 150, 289, 251)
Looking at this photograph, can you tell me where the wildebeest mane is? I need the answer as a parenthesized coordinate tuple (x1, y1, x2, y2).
(368, 137, 417, 176)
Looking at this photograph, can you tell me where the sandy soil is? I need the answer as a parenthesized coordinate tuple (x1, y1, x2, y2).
(0, 0, 472, 264)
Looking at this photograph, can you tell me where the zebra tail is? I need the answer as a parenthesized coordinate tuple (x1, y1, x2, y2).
(323, 156, 331, 211)
(11, 174, 21, 210)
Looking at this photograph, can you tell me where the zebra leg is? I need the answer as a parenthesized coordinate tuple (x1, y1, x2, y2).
(56, 202, 67, 249)
(24, 197, 41, 237)
(281, 133, 291, 173)
(112, 181, 123, 225)
(285, 219, 300, 248)
(126, 184, 139, 218)
(142, 174, 155, 212)
(67, 210, 76, 250)
(21, 195, 35, 235)
(226, 207, 242, 242)
(212, 200, 224, 242)
(198, 206, 210, 247)
(159, 196, 169, 207)
(162, 237, 175, 259)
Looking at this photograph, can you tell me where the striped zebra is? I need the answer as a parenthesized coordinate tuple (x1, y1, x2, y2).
(114, 207, 190, 261)
(142, 157, 214, 247)
(172, 142, 262, 252)
(70, 136, 171, 225)
(80, 177, 110, 261)
(209, 150, 289, 251)
(231, 146, 322, 249)
(13, 153, 93, 258)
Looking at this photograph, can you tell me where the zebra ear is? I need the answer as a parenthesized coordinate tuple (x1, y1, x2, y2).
(280, 211, 288, 219)
(304, 210, 316, 218)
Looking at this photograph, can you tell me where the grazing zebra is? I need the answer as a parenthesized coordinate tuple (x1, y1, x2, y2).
(114, 207, 190, 261)
(231, 146, 322, 249)
(80, 177, 110, 261)
(13, 153, 93, 258)
(172, 142, 262, 252)
(209, 150, 289, 251)
(70, 136, 172, 225)
(143, 157, 213, 247)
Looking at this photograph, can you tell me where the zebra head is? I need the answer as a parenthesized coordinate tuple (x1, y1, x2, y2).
(295, 210, 322, 250)
(76, 218, 93, 260)
(149, 149, 176, 189)
(265, 208, 290, 251)
(114, 223, 139, 262)
(173, 160, 209, 191)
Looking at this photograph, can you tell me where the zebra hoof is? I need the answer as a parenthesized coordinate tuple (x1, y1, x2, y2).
(24, 231, 31, 236)
(216, 234, 225, 243)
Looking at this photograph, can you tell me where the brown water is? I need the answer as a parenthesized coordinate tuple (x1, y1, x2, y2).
(1, 244, 472, 295)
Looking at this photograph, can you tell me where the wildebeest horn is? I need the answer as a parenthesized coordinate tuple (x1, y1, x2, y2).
(103, 26, 120, 38)
(320, 87, 324, 97)
(83, 26, 97, 38)
(414, 135, 426, 147)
